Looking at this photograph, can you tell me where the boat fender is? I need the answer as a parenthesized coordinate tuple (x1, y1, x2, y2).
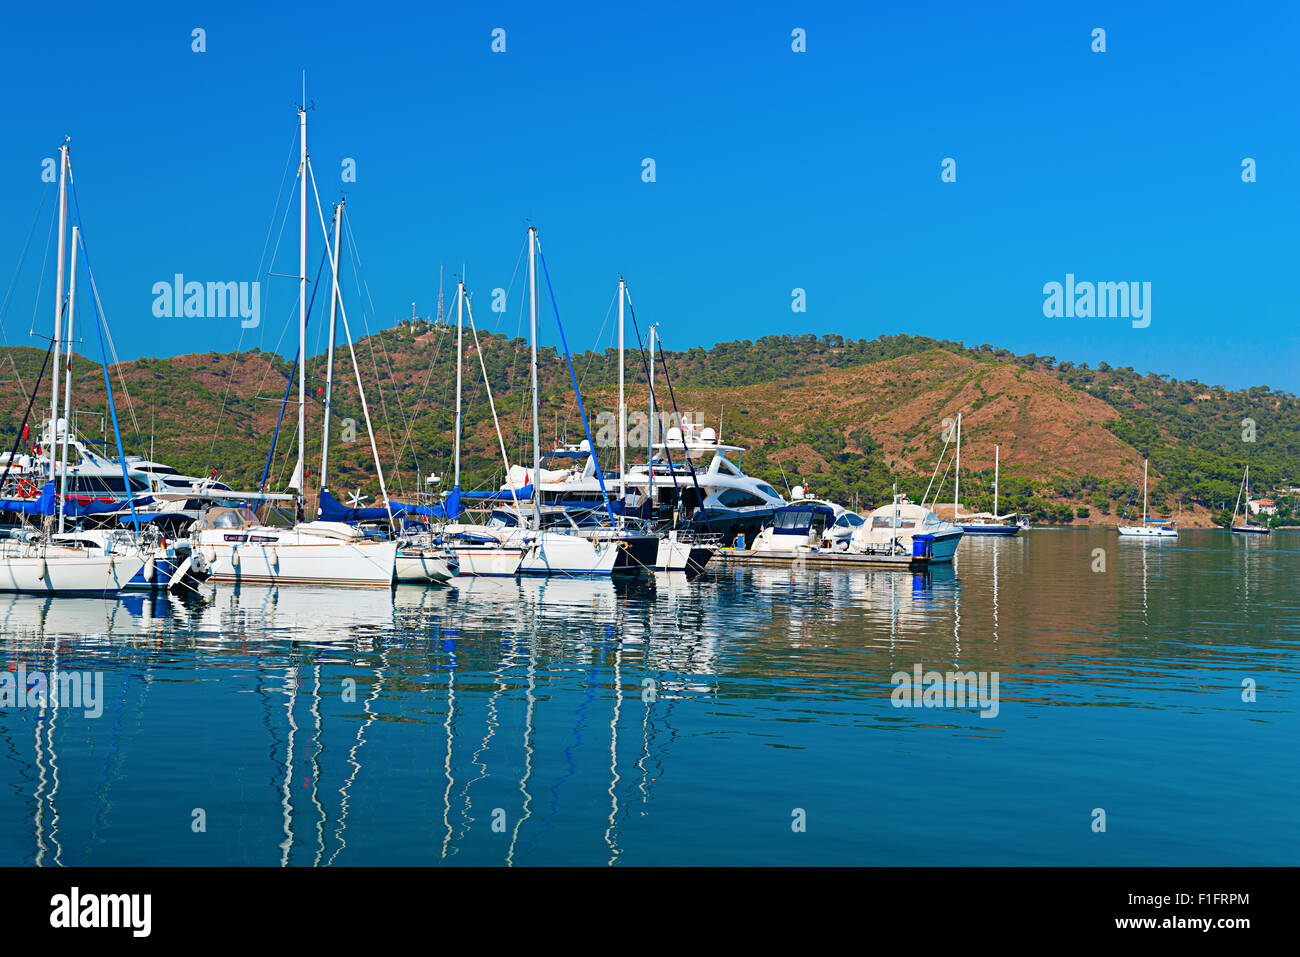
(268, 547, 279, 570)
(144, 557, 156, 583)
(36, 557, 47, 581)
(231, 547, 240, 569)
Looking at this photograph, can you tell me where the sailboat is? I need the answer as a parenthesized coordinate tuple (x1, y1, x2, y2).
(194, 104, 396, 586)
(955, 444, 1022, 536)
(1117, 458, 1177, 538)
(1230, 465, 1271, 535)
(0, 142, 147, 594)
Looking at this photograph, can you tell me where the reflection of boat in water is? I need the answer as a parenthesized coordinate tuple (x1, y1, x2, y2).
(193, 584, 397, 642)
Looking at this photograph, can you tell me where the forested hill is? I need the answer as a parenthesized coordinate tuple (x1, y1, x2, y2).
(0, 330, 1294, 527)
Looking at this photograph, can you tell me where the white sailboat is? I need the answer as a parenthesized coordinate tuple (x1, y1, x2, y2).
(513, 228, 618, 575)
(0, 142, 146, 594)
(1117, 458, 1177, 538)
(196, 105, 396, 586)
(1230, 465, 1271, 536)
(955, 444, 1022, 535)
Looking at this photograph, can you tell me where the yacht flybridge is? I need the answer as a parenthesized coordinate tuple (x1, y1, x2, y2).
(621, 421, 785, 544)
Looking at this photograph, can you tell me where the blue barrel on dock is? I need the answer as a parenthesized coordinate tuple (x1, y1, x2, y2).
(911, 534, 934, 558)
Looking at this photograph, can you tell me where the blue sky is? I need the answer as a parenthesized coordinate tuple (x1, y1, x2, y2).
(1, 0, 1296, 390)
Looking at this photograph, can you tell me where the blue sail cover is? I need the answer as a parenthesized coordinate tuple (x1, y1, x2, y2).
(0, 481, 147, 517)
(317, 487, 463, 523)
(458, 485, 532, 502)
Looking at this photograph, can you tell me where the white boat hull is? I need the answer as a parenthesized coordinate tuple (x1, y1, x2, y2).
(0, 547, 146, 595)
(395, 549, 456, 583)
(518, 533, 620, 576)
(199, 532, 396, 586)
(1118, 525, 1177, 538)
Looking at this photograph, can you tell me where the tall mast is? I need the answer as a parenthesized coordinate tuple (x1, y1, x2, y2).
(454, 279, 464, 489)
(57, 226, 79, 534)
(528, 227, 541, 531)
(648, 323, 657, 516)
(319, 198, 342, 501)
(994, 443, 1000, 518)
(1142, 458, 1148, 524)
(954, 412, 961, 522)
(296, 104, 308, 522)
(48, 143, 69, 484)
(617, 277, 626, 525)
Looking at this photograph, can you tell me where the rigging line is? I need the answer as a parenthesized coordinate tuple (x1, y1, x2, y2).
(25, 185, 60, 341)
(623, 293, 682, 502)
(466, 300, 521, 512)
(393, 314, 449, 479)
(66, 170, 142, 441)
(306, 165, 394, 522)
(649, 327, 715, 532)
(535, 240, 617, 527)
(577, 288, 618, 394)
(340, 210, 410, 495)
(921, 431, 953, 508)
(0, 189, 52, 376)
(0, 338, 55, 493)
(210, 162, 303, 460)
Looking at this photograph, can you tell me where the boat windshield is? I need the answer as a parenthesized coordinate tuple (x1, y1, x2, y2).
(193, 506, 258, 531)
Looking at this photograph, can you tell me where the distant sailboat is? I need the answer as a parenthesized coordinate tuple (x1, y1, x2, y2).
(956, 444, 1022, 536)
(1230, 465, 1271, 536)
(1117, 458, 1177, 538)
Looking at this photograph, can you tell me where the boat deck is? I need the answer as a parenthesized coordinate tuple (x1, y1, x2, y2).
(713, 548, 928, 570)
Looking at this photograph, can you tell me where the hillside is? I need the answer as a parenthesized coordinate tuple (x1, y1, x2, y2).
(0, 329, 1294, 528)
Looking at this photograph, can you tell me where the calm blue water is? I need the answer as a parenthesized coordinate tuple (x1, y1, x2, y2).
(1, 530, 1295, 866)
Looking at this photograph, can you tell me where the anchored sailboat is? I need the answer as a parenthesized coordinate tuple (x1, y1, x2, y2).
(1117, 458, 1177, 538)
(1230, 465, 1271, 535)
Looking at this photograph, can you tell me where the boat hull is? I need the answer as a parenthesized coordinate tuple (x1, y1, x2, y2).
(956, 523, 1021, 537)
(1117, 526, 1177, 538)
(395, 549, 457, 583)
(200, 536, 397, 586)
(518, 533, 619, 576)
(0, 549, 146, 595)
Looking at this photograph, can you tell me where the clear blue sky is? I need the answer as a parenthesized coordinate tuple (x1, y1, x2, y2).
(1, 0, 1296, 391)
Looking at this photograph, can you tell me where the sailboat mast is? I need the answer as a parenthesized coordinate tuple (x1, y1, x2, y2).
(994, 443, 1000, 518)
(648, 323, 657, 515)
(1142, 458, 1148, 524)
(454, 280, 463, 489)
(296, 105, 308, 521)
(617, 277, 626, 525)
(319, 198, 342, 500)
(954, 412, 961, 522)
(528, 227, 541, 532)
(57, 226, 79, 535)
(48, 143, 69, 484)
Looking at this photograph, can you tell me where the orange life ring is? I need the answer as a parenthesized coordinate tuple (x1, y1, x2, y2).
(18, 479, 34, 498)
